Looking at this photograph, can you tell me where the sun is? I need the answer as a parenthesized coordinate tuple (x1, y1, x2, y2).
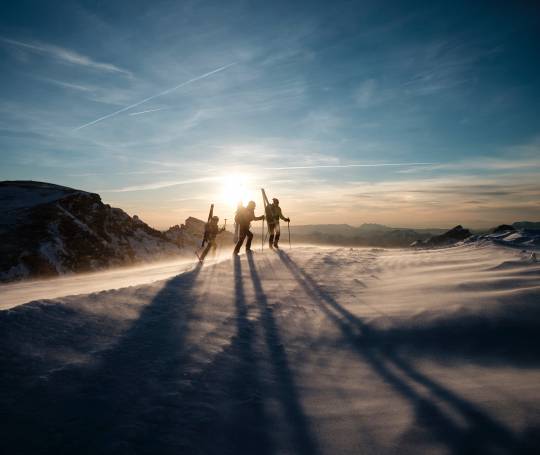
(220, 174, 249, 209)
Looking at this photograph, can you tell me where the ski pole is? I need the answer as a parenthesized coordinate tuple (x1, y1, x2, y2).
(261, 218, 264, 252)
(288, 220, 291, 249)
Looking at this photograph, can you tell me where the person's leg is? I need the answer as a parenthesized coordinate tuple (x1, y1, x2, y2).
(233, 228, 247, 254)
(211, 240, 217, 257)
(273, 224, 281, 248)
(200, 243, 212, 260)
(245, 229, 254, 251)
(268, 223, 275, 248)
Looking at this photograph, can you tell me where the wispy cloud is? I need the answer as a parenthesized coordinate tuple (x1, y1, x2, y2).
(354, 79, 379, 108)
(279, 172, 540, 227)
(40, 78, 96, 92)
(128, 107, 168, 116)
(0, 37, 131, 76)
(74, 62, 236, 130)
(266, 162, 436, 171)
(398, 155, 540, 174)
(102, 177, 219, 192)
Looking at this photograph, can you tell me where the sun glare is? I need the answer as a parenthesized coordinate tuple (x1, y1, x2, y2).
(220, 174, 252, 209)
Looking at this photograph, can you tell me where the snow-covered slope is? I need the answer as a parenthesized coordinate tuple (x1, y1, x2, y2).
(466, 227, 540, 248)
(1, 243, 539, 454)
(0, 181, 189, 282)
(413, 224, 540, 249)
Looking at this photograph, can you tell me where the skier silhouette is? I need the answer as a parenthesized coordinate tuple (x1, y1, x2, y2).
(266, 197, 290, 249)
(199, 215, 225, 261)
(233, 200, 264, 255)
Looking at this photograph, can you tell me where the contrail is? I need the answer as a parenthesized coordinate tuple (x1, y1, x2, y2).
(102, 176, 219, 193)
(128, 107, 168, 116)
(74, 62, 236, 130)
(265, 162, 435, 170)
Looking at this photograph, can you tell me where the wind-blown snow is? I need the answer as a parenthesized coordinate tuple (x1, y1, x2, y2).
(1, 243, 539, 454)
(0, 256, 208, 310)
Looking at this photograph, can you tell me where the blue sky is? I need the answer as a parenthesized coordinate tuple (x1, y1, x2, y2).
(1, 0, 539, 228)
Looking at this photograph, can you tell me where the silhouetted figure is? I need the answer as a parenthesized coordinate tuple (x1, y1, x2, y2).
(233, 201, 243, 243)
(233, 200, 264, 255)
(266, 197, 290, 249)
(199, 216, 225, 261)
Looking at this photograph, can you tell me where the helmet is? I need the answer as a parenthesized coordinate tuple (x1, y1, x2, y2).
(272, 198, 279, 204)
(212, 215, 219, 221)
(247, 200, 256, 208)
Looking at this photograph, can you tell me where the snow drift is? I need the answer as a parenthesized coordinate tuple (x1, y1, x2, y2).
(1, 242, 539, 454)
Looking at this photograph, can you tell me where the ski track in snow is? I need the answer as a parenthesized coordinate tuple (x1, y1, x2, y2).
(1, 244, 540, 454)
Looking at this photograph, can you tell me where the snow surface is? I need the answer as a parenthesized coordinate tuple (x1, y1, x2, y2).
(0, 256, 206, 310)
(1, 244, 540, 454)
(1, 184, 76, 211)
(466, 229, 540, 248)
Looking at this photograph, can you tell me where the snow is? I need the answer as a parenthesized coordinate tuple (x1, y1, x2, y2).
(1, 243, 539, 453)
(1, 182, 82, 211)
(466, 228, 540, 248)
(0, 256, 205, 310)
(37, 221, 67, 274)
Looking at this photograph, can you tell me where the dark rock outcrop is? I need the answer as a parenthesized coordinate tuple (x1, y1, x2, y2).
(492, 224, 516, 234)
(164, 216, 233, 247)
(412, 225, 472, 248)
(0, 181, 186, 282)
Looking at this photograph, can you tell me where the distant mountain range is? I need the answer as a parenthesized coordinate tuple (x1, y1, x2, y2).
(289, 222, 540, 248)
(288, 223, 447, 247)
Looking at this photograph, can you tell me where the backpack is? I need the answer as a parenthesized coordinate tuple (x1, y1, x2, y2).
(235, 207, 246, 224)
(265, 204, 277, 223)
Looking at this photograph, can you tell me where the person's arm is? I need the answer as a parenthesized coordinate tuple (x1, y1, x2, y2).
(279, 207, 290, 222)
(254, 214, 265, 221)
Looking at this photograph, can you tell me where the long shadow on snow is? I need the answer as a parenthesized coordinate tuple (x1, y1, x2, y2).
(171, 255, 275, 455)
(246, 252, 318, 455)
(137, 254, 317, 455)
(375, 292, 540, 367)
(277, 250, 536, 455)
(2, 263, 204, 454)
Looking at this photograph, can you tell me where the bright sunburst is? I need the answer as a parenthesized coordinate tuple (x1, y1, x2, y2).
(220, 174, 252, 209)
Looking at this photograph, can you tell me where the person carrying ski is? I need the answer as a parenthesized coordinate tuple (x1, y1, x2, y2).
(233, 200, 264, 255)
(233, 201, 243, 244)
(266, 197, 290, 249)
(199, 215, 225, 261)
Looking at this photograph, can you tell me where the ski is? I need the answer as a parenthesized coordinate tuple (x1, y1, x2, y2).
(201, 203, 214, 247)
(261, 188, 270, 250)
(233, 201, 241, 244)
(261, 188, 273, 250)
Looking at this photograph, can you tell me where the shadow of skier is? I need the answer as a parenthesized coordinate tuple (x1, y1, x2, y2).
(276, 250, 529, 455)
(1, 263, 204, 454)
(179, 256, 274, 455)
(246, 252, 318, 455)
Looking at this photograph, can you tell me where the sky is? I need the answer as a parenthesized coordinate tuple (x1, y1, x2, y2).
(1, 0, 539, 229)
